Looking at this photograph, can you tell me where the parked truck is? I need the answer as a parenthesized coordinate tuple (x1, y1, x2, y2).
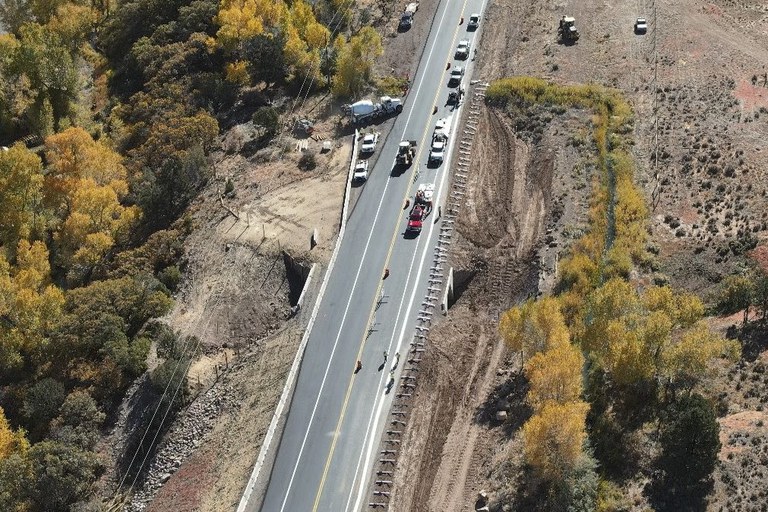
(406, 184, 434, 236)
(343, 96, 404, 124)
(399, 2, 419, 30)
(396, 140, 417, 167)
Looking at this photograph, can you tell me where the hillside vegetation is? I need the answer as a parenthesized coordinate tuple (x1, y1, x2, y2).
(491, 78, 746, 511)
(0, 0, 384, 509)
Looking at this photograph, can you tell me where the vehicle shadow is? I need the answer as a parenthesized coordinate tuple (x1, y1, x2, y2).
(390, 164, 408, 178)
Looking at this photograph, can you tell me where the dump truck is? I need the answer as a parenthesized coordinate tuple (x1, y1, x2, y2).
(343, 96, 404, 124)
(396, 140, 417, 167)
(558, 15, 579, 42)
(399, 2, 419, 30)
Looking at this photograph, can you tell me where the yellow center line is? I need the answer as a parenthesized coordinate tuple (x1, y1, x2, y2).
(310, 4, 471, 510)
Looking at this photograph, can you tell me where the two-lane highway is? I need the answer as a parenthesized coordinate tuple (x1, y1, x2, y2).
(249, 0, 489, 510)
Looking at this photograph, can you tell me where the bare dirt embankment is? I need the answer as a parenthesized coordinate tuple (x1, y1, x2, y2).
(388, 0, 768, 510)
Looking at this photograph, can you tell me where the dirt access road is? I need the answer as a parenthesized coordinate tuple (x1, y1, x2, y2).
(387, 0, 768, 511)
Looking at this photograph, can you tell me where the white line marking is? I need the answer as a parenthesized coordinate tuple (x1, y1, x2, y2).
(276, 1, 454, 509)
(347, 0, 492, 505)
(349, 98, 463, 512)
(237, 128, 358, 512)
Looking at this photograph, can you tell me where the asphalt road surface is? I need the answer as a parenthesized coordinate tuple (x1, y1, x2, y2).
(252, 1, 489, 510)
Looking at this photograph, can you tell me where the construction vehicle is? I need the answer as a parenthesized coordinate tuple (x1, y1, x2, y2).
(558, 16, 579, 43)
(406, 184, 434, 235)
(294, 119, 314, 135)
(396, 140, 417, 167)
(399, 2, 419, 30)
(343, 96, 404, 124)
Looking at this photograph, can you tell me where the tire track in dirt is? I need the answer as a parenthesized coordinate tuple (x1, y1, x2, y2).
(389, 86, 556, 512)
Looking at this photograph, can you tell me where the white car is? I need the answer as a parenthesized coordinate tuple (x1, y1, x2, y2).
(360, 133, 378, 153)
(353, 160, 369, 182)
(429, 138, 446, 164)
(449, 66, 464, 85)
(467, 14, 480, 30)
(455, 39, 470, 59)
(634, 17, 648, 34)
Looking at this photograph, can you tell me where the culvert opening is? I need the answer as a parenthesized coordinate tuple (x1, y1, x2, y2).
(449, 268, 477, 308)
(282, 251, 312, 307)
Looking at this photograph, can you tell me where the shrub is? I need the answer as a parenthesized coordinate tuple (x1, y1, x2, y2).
(158, 265, 182, 292)
(298, 152, 317, 171)
(252, 107, 280, 138)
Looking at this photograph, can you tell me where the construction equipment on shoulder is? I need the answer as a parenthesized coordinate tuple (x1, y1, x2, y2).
(558, 15, 580, 43)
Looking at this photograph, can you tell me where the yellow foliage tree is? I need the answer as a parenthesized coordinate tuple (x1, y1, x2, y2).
(44, 127, 128, 211)
(523, 400, 590, 480)
(55, 179, 140, 273)
(225, 60, 250, 84)
(0, 143, 44, 249)
(0, 241, 64, 373)
(500, 296, 570, 365)
(661, 322, 740, 388)
(525, 342, 584, 409)
(46, 3, 97, 50)
(0, 407, 29, 460)
(581, 278, 639, 356)
(332, 26, 383, 98)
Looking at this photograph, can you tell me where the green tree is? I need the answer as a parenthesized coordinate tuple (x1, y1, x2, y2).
(28, 440, 102, 512)
(242, 31, 286, 86)
(50, 391, 105, 450)
(657, 394, 720, 498)
(753, 270, 768, 321)
(0, 451, 33, 512)
(22, 378, 66, 439)
(252, 106, 280, 138)
(717, 274, 752, 324)
(0, 0, 33, 35)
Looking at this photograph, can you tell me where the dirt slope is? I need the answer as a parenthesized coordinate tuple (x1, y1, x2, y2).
(388, 0, 768, 510)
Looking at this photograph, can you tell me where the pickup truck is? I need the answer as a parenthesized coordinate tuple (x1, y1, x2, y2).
(399, 2, 419, 30)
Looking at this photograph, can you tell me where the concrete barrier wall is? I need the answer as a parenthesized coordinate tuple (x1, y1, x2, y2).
(237, 129, 359, 512)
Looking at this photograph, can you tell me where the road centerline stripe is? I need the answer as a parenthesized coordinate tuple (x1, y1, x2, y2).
(312, 1, 474, 509)
(275, 1, 455, 510)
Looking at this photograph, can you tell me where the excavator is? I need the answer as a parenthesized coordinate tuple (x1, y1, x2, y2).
(558, 15, 580, 43)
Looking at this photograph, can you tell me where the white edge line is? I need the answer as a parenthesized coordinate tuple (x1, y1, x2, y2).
(350, 79, 465, 512)
(277, 19, 451, 502)
(236, 129, 359, 512)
